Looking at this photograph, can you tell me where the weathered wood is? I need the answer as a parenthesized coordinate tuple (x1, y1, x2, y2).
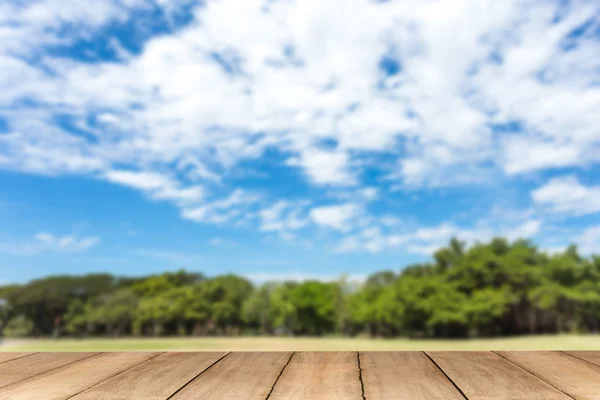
(0, 351, 598, 399)
(268, 352, 362, 400)
(426, 351, 571, 400)
(0, 353, 35, 364)
(564, 351, 600, 367)
(0, 352, 159, 400)
(0, 352, 97, 389)
(360, 352, 464, 400)
(497, 351, 600, 400)
(74, 352, 227, 400)
(170, 352, 292, 400)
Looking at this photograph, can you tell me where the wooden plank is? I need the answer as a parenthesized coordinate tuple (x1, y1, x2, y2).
(74, 352, 227, 400)
(170, 352, 292, 400)
(360, 352, 465, 400)
(0, 353, 35, 364)
(268, 352, 363, 400)
(497, 351, 600, 400)
(0, 352, 159, 400)
(426, 351, 571, 400)
(564, 351, 600, 367)
(0, 352, 97, 389)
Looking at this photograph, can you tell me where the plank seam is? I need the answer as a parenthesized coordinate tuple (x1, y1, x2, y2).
(0, 352, 103, 390)
(0, 352, 39, 365)
(64, 352, 167, 400)
(559, 351, 600, 368)
(265, 351, 295, 400)
(422, 352, 469, 400)
(357, 352, 366, 400)
(491, 351, 576, 400)
(166, 352, 231, 400)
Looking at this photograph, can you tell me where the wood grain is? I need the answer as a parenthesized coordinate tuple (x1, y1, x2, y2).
(170, 352, 291, 400)
(0, 353, 35, 364)
(0, 352, 97, 389)
(426, 351, 571, 400)
(360, 352, 464, 400)
(0, 352, 159, 400)
(564, 351, 600, 367)
(268, 352, 362, 400)
(1, 351, 599, 399)
(497, 351, 600, 400)
(74, 352, 227, 400)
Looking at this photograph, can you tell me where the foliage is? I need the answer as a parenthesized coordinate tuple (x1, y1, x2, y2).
(1, 239, 600, 338)
(3, 315, 34, 337)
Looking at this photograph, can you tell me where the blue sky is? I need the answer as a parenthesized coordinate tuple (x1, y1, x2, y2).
(1, 0, 600, 283)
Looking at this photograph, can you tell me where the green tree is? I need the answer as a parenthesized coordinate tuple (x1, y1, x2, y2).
(200, 275, 253, 334)
(242, 283, 276, 334)
(288, 281, 341, 336)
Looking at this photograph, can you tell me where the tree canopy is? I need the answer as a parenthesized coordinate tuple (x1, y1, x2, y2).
(1, 238, 599, 339)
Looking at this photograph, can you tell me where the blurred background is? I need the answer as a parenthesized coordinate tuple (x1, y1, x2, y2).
(2, 238, 600, 351)
(1, 0, 600, 351)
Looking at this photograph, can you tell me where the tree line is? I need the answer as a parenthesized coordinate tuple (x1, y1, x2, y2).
(1, 237, 599, 339)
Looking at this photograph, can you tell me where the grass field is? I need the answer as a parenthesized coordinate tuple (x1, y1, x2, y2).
(2, 335, 599, 352)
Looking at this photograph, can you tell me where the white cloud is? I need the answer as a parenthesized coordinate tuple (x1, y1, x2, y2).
(0, 232, 100, 254)
(258, 201, 309, 236)
(104, 170, 172, 191)
(506, 219, 542, 241)
(0, 0, 599, 242)
(334, 217, 544, 254)
(310, 203, 360, 232)
(575, 226, 600, 254)
(3, 0, 598, 188)
(532, 176, 600, 216)
(181, 189, 260, 225)
(105, 169, 205, 204)
(287, 149, 354, 186)
(360, 188, 379, 201)
(543, 245, 568, 255)
(244, 272, 367, 283)
(501, 137, 593, 175)
(34, 233, 100, 251)
(334, 226, 407, 254)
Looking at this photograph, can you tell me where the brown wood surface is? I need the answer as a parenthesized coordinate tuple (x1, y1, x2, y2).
(0, 352, 35, 364)
(360, 351, 464, 400)
(0, 352, 159, 400)
(497, 351, 600, 400)
(0, 351, 599, 399)
(74, 352, 228, 400)
(0, 352, 97, 389)
(268, 352, 362, 400)
(426, 351, 571, 400)
(170, 352, 292, 400)
(564, 351, 600, 367)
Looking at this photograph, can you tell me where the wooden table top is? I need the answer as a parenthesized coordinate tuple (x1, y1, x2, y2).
(0, 351, 599, 399)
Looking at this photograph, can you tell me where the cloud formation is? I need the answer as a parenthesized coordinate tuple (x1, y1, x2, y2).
(0, 233, 100, 255)
(532, 176, 600, 216)
(0, 0, 599, 253)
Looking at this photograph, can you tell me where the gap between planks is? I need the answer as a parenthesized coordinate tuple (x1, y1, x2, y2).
(0, 352, 102, 390)
(4, 351, 600, 400)
(422, 351, 469, 400)
(492, 351, 576, 400)
(265, 352, 296, 400)
(0, 352, 38, 365)
(165, 352, 233, 400)
(64, 352, 167, 400)
(356, 352, 366, 400)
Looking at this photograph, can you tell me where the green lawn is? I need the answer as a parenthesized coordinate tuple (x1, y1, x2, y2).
(2, 335, 599, 352)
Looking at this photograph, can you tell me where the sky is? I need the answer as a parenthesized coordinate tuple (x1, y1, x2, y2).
(1, 0, 600, 284)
